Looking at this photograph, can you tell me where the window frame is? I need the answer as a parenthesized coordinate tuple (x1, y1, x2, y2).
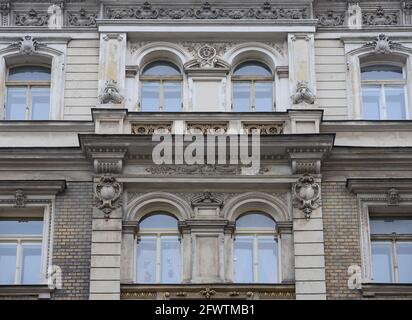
(140, 60, 183, 112)
(370, 217, 412, 283)
(233, 213, 280, 284)
(360, 62, 408, 120)
(231, 60, 275, 112)
(0, 209, 49, 286)
(134, 215, 182, 284)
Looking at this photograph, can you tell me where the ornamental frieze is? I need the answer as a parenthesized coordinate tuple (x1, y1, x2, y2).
(316, 10, 345, 27)
(67, 8, 97, 27)
(362, 6, 398, 25)
(15, 9, 48, 26)
(106, 1, 308, 20)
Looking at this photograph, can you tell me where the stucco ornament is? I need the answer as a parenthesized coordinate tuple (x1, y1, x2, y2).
(197, 44, 217, 68)
(365, 34, 398, 54)
(292, 174, 321, 219)
(99, 80, 124, 104)
(291, 81, 316, 104)
(387, 188, 400, 206)
(362, 6, 397, 26)
(15, 9, 48, 26)
(11, 35, 43, 55)
(14, 189, 26, 208)
(94, 175, 122, 219)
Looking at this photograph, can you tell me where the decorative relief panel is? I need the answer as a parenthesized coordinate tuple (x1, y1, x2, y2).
(242, 123, 284, 135)
(8, 35, 45, 55)
(186, 122, 228, 134)
(291, 81, 316, 105)
(67, 8, 97, 27)
(106, 1, 308, 20)
(363, 34, 402, 55)
(94, 175, 122, 219)
(131, 123, 172, 135)
(14, 9, 49, 26)
(316, 10, 345, 27)
(362, 6, 398, 25)
(99, 80, 124, 104)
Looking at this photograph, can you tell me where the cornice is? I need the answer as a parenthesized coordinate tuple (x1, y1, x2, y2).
(0, 180, 66, 195)
(347, 178, 412, 194)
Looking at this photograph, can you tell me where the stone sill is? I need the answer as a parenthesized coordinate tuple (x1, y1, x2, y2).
(0, 285, 53, 299)
(361, 283, 412, 298)
(121, 283, 295, 300)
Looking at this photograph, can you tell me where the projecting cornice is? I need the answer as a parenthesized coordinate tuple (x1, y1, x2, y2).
(0, 180, 66, 195)
(347, 178, 412, 194)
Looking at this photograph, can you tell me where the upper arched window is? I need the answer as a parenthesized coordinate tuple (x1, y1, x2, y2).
(5, 66, 51, 120)
(232, 61, 274, 112)
(140, 61, 182, 112)
(361, 64, 407, 120)
(136, 213, 181, 284)
(233, 212, 279, 283)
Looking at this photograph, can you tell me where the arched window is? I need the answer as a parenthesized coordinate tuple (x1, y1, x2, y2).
(232, 61, 274, 112)
(5, 66, 51, 120)
(140, 61, 182, 112)
(233, 212, 279, 283)
(361, 64, 407, 120)
(136, 213, 181, 283)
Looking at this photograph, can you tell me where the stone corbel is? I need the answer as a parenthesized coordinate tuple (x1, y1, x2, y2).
(292, 174, 322, 219)
(94, 175, 122, 219)
(85, 145, 127, 174)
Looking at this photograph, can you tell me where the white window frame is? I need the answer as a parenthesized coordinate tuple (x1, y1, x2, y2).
(233, 226, 280, 283)
(134, 226, 182, 284)
(5, 65, 51, 120)
(0, 205, 51, 285)
(360, 63, 408, 120)
(231, 61, 275, 112)
(370, 218, 412, 283)
(139, 61, 183, 112)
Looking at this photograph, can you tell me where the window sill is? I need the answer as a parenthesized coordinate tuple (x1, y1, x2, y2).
(0, 284, 53, 300)
(121, 283, 295, 300)
(361, 283, 412, 298)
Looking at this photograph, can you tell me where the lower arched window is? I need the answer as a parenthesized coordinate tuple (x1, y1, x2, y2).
(233, 212, 279, 283)
(136, 213, 181, 283)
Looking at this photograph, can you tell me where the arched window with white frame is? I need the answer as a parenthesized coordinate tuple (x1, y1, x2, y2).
(140, 61, 183, 112)
(136, 213, 181, 284)
(361, 63, 407, 120)
(232, 61, 274, 112)
(233, 212, 279, 283)
(5, 66, 51, 120)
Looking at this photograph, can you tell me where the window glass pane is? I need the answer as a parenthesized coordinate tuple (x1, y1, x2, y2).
(236, 213, 275, 229)
(385, 85, 406, 120)
(254, 82, 273, 112)
(142, 61, 180, 76)
(31, 87, 50, 120)
(140, 214, 177, 229)
(361, 86, 380, 120)
(21, 243, 42, 284)
(6, 87, 26, 120)
(136, 236, 157, 283)
(8, 66, 51, 81)
(372, 242, 393, 283)
(397, 242, 412, 283)
(161, 236, 180, 283)
(141, 82, 160, 111)
(0, 219, 43, 235)
(234, 62, 272, 76)
(258, 236, 278, 283)
(234, 236, 253, 283)
(163, 82, 181, 112)
(370, 218, 412, 235)
(361, 65, 403, 81)
(233, 82, 251, 112)
(0, 244, 17, 284)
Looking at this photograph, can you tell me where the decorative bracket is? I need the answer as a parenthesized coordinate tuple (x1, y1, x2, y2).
(292, 174, 322, 219)
(291, 81, 316, 105)
(94, 175, 122, 219)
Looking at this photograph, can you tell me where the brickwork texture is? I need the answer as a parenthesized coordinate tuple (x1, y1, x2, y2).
(322, 181, 362, 299)
(52, 182, 93, 300)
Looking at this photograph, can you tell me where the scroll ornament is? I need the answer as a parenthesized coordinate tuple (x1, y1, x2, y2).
(292, 174, 321, 219)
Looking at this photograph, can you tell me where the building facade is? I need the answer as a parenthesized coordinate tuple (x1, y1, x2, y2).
(0, 0, 411, 300)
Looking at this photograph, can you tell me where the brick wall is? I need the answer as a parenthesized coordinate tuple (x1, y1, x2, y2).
(52, 182, 93, 300)
(322, 181, 362, 299)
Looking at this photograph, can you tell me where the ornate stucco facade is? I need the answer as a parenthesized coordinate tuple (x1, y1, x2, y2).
(0, 0, 412, 300)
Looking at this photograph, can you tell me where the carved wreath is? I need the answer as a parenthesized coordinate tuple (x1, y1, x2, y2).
(94, 175, 122, 219)
(292, 174, 321, 219)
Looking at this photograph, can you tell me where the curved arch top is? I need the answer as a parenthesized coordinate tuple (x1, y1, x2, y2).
(125, 192, 193, 222)
(222, 192, 290, 223)
(134, 42, 191, 69)
(224, 42, 285, 72)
